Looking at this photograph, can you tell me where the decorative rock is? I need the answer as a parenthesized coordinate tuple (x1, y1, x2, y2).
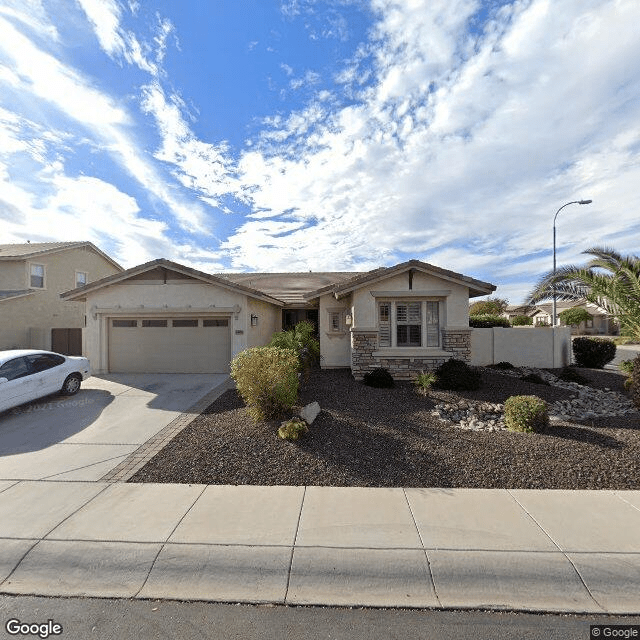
(431, 366, 639, 432)
(300, 401, 321, 425)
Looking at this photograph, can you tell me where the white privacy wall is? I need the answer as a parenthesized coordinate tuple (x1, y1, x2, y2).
(470, 327, 572, 368)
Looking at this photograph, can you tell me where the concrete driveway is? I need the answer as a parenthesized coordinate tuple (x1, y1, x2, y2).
(0, 374, 229, 482)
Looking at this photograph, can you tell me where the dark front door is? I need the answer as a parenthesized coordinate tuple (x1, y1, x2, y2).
(51, 328, 82, 356)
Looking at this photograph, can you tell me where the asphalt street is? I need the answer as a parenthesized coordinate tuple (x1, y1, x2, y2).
(2, 595, 640, 640)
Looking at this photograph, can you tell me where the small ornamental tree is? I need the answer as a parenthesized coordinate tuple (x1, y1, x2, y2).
(558, 307, 592, 327)
(268, 320, 320, 380)
(469, 297, 509, 316)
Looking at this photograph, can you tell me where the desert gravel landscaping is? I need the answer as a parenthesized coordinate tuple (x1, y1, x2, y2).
(130, 367, 640, 489)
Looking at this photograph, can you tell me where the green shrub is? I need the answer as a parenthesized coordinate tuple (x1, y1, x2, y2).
(556, 367, 589, 385)
(572, 337, 616, 368)
(504, 395, 549, 433)
(433, 359, 481, 391)
(278, 418, 308, 441)
(230, 347, 299, 422)
(520, 373, 550, 386)
(619, 359, 635, 376)
(469, 314, 511, 328)
(413, 371, 437, 396)
(510, 315, 533, 326)
(268, 320, 320, 379)
(488, 361, 515, 369)
(363, 367, 395, 388)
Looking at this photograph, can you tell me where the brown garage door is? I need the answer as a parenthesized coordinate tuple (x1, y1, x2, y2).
(108, 317, 231, 373)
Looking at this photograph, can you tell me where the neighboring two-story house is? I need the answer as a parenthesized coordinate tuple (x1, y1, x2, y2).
(0, 242, 123, 354)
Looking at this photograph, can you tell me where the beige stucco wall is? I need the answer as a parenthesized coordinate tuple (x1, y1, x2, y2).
(247, 298, 281, 348)
(0, 247, 121, 350)
(470, 327, 571, 367)
(0, 261, 25, 289)
(81, 279, 281, 373)
(350, 270, 469, 329)
(318, 292, 352, 367)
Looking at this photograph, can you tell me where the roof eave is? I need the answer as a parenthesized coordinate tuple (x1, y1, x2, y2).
(61, 258, 285, 306)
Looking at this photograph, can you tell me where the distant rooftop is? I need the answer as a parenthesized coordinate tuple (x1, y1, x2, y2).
(0, 241, 87, 258)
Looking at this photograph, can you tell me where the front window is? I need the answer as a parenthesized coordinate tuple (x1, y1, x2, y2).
(396, 302, 421, 346)
(378, 301, 440, 348)
(30, 264, 45, 288)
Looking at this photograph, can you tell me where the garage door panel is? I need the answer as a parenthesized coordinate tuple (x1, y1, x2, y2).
(109, 318, 230, 373)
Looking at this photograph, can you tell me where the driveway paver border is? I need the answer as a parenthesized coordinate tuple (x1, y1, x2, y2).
(99, 377, 233, 483)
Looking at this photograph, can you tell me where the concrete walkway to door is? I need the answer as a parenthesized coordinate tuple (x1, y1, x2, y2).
(0, 374, 231, 482)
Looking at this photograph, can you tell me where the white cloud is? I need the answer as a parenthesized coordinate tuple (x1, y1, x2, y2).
(220, 0, 640, 301)
(75, 0, 157, 74)
(0, 0, 59, 40)
(140, 81, 238, 204)
(0, 11, 211, 234)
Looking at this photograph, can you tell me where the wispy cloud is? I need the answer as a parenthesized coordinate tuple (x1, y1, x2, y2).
(76, 0, 157, 74)
(219, 0, 640, 294)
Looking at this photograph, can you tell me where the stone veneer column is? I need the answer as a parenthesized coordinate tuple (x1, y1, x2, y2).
(350, 329, 378, 379)
(441, 328, 472, 362)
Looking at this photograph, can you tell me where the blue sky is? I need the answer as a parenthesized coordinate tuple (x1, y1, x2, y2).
(1, 0, 639, 304)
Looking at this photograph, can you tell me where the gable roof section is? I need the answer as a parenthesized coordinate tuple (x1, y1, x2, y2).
(0, 241, 123, 271)
(304, 259, 496, 300)
(217, 271, 360, 306)
(61, 258, 285, 306)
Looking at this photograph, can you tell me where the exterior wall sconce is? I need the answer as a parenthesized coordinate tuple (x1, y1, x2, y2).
(250, 314, 258, 326)
(345, 314, 352, 326)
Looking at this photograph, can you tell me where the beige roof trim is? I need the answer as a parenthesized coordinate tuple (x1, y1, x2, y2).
(0, 241, 123, 271)
(61, 258, 285, 306)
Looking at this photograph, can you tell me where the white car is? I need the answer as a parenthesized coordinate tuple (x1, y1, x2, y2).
(0, 350, 90, 413)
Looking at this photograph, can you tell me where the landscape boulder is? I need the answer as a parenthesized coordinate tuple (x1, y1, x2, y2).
(300, 401, 321, 425)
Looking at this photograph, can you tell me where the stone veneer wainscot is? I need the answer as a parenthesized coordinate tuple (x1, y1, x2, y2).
(351, 328, 472, 380)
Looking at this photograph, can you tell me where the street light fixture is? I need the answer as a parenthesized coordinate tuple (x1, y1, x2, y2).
(552, 199, 593, 326)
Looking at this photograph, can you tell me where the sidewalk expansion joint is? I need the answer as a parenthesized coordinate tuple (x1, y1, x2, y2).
(402, 488, 442, 607)
(506, 489, 607, 613)
(133, 484, 209, 598)
(283, 485, 306, 603)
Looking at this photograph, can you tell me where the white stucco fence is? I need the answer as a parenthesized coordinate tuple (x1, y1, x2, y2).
(470, 327, 572, 368)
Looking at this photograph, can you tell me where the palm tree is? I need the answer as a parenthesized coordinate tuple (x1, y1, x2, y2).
(527, 246, 640, 340)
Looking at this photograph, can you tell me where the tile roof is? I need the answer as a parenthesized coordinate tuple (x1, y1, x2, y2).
(0, 241, 123, 270)
(217, 272, 360, 305)
(0, 242, 86, 258)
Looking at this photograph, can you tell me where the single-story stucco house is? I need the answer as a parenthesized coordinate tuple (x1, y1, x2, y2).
(61, 258, 496, 379)
(529, 300, 619, 335)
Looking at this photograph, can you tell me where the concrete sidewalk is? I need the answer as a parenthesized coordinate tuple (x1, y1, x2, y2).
(0, 482, 639, 614)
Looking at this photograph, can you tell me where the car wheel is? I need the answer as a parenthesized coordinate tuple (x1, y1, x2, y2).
(61, 374, 81, 395)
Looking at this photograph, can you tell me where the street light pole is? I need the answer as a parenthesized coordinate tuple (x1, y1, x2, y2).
(552, 199, 593, 326)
